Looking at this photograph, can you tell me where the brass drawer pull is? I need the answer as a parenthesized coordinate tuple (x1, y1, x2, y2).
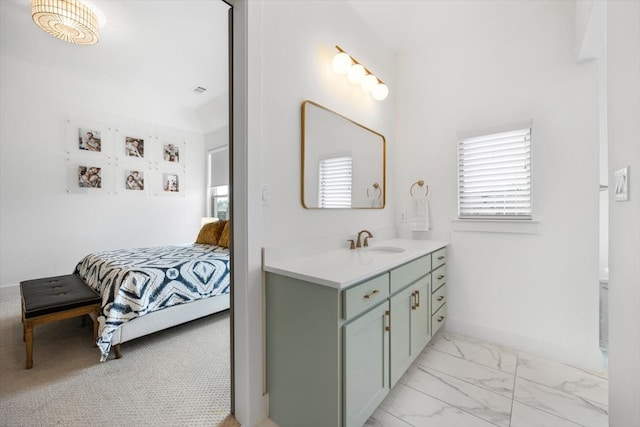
(363, 290, 380, 299)
(385, 310, 391, 331)
(416, 290, 420, 308)
(437, 256, 445, 260)
(411, 291, 417, 310)
(437, 315, 445, 322)
(437, 296, 445, 302)
(437, 275, 445, 280)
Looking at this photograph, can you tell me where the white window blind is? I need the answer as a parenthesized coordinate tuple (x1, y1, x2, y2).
(318, 156, 352, 208)
(458, 125, 532, 219)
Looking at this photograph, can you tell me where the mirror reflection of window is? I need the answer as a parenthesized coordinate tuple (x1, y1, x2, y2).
(207, 148, 229, 219)
(318, 156, 352, 208)
(211, 185, 229, 220)
(302, 101, 385, 209)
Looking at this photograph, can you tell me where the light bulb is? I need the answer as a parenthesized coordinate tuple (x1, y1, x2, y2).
(372, 83, 389, 101)
(332, 52, 352, 75)
(360, 74, 378, 93)
(347, 64, 366, 84)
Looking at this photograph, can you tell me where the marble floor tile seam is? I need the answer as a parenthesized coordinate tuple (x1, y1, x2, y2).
(397, 381, 597, 427)
(512, 371, 609, 410)
(399, 381, 506, 427)
(425, 347, 519, 379)
(512, 376, 608, 411)
(515, 351, 610, 382)
(378, 386, 594, 427)
(509, 398, 598, 427)
(513, 377, 608, 427)
(507, 354, 519, 427)
(419, 347, 518, 398)
(428, 333, 520, 375)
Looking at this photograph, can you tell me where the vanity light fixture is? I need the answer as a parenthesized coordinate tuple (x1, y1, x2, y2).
(31, 0, 103, 45)
(332, 45, 388, 101)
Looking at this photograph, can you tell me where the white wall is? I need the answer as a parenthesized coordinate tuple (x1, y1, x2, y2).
(236, 1, 396, 425)
(395, 1, 602, 368)
(205, 126, 229, 153)
(607, 1, 640, 425)
(258, 2, 396, 247)
(0, 54, 207, 286)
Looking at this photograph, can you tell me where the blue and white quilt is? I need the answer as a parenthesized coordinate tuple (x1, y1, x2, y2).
(74, 244, 230, 361)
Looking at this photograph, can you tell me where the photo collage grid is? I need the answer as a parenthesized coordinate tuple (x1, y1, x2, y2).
(67, 120, 186, 196)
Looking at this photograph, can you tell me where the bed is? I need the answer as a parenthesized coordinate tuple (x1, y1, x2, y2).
(74, 224, 231, 361)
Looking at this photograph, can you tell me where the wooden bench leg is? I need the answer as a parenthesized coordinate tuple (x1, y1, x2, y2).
(92, 306, 100, 345)
(25, 319, 34, 369)
(113, 344, 122, 359)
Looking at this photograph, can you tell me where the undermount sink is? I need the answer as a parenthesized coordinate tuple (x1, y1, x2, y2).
(364, 246, 406, 254)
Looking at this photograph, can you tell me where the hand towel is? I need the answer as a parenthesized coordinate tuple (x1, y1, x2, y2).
(409, 195, 430, 231)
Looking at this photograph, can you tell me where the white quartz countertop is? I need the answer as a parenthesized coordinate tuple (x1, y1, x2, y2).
(263, 238, 448, 289)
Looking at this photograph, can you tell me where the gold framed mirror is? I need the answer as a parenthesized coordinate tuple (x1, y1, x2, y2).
(301, 100, 386, 209)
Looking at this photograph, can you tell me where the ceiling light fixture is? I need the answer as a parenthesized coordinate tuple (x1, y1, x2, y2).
(32, 0, 99, 46)
(332, 45, 388, 101)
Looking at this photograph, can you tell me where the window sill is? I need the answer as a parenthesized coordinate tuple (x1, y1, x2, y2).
(451, 219, 540, 234)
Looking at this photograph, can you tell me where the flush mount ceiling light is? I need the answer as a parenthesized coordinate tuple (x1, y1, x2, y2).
(32, 0, 99, 45)
(332, 45, 388, 101)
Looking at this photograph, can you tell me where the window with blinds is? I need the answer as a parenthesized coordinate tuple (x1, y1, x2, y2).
(457, 125, 532, 219)
(318, 156, 352, 208)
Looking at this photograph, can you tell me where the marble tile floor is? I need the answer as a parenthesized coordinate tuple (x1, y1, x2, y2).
(366, 332, 609, 427)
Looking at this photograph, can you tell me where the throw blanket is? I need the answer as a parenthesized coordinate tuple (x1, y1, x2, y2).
(75, 244, 230, 361)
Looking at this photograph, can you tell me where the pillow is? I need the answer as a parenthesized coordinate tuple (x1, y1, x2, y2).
(195, 220, 227, 245)
(217, 221, 231, 248)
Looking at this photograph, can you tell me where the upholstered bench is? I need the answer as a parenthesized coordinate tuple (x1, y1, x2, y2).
(20, 274, 101, 369)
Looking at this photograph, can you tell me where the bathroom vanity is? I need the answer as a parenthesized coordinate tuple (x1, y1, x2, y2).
(264, 239, 448, 427)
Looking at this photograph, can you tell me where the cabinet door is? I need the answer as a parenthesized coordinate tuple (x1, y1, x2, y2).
(411, 275, 431, 356)
(343, 302, 390, 427)
(389, 276, 432, 387)
(389, 285, 414, 386)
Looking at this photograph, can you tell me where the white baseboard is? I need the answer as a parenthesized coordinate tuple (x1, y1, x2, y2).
(445, 318, 606, 372)
(0, 283, 19, 289)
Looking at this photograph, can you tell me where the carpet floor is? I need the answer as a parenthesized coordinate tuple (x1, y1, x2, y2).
(0, 285, 236, 426)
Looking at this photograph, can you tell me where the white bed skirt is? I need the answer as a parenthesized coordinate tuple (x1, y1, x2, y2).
(110, 293, 230, 346)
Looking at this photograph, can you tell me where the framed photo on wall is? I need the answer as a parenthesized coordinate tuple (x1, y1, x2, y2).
(124, 136, 145, 158)
(78, 128, 102, 152)
(78, 165, 103, 188)
(65, 118, 112, 157)
(115, 127, 151, 161)
(112, 163, 151, 196)
(163, 142, 180, 163)
(155, 171, 184, 197)
(163, 172, 179, 192)
(125, 169, 145, 191)
(66, 159, 113, 194)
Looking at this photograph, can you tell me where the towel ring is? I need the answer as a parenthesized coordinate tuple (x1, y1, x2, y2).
(367, 182, 382, 199)
(410, 180, 429, 197)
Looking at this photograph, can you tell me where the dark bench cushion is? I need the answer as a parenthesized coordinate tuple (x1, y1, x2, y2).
(21, 274, 101, 318)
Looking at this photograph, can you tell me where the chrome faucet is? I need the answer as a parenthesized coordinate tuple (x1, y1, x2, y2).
(356, 230, 373, 248)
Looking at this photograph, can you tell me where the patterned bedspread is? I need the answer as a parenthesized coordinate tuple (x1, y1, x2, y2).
(74, 244, 230, 361)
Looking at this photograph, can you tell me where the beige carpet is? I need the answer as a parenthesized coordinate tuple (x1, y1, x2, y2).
(0, 285, 237, 426)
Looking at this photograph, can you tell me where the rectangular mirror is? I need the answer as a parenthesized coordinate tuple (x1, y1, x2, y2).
(301, 100, 386, 209)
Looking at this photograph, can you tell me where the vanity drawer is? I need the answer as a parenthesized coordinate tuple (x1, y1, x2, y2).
(431, 304, 447, 335)
(390, 255, 431, 294)
(432, 283, 446, 314)
(432, 265, 446, 291)
(432, 247, 447, 270)
(343, 273, 390, 320)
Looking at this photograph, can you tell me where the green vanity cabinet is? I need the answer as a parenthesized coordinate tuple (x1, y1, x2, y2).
(265, 244, 447, 427)
(410, 275, 431, 365)
(389, 273, 432, 386)
(344, 299, 390, 427)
